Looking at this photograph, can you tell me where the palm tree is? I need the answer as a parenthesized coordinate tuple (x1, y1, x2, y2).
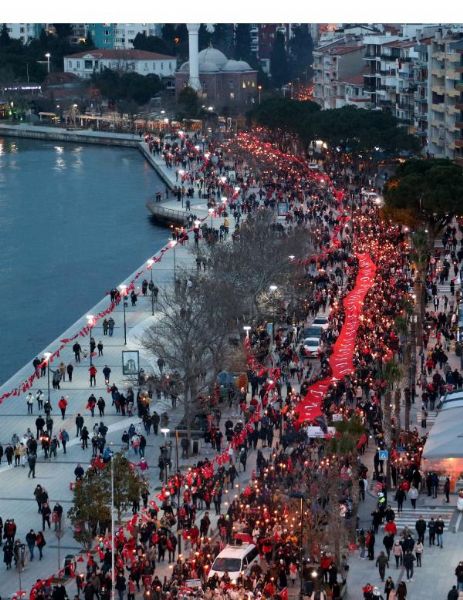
(382, 360, 403, 489)
(410, 229, 431, 350)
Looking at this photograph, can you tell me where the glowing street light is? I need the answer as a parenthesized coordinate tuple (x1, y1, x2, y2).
(118, 285, 129, 345)
(45, 52, 51, 73)
(243, 325, 251, 338)
(44, 352, 52, 402)
(86, 315, 95, 366)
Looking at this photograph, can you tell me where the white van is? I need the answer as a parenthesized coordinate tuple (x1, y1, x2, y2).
(207, 544, 259, 582)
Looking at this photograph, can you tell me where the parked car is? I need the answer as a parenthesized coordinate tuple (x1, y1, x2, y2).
(302, 325, 323, 338)
(312, 315, 329, 330)
(301, 337, 321, 358)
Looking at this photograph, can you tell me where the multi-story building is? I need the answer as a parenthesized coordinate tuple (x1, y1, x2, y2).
(87, 24, 161, 50)
(312, 37, 365, 109)
(412, 39, 432, 141)
(4, 23, 45, 44)
(64, 49, 176, 79)
(427, 30, 463, 164)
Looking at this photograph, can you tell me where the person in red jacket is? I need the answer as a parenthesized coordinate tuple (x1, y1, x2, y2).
(58, 396, 68, 420)
(88, 365, 97, 387)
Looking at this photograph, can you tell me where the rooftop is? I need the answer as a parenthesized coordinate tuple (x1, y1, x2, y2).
(65, 49, 176, 61)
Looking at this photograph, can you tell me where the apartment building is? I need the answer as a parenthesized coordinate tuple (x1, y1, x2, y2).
(427, 30, 463, 164)
(312, 37, 365, 109)
(4, 23, 45, 44)
(88, 24, 161, 49)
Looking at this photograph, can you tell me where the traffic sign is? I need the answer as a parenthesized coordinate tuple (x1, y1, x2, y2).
(379, 450, 389, 461)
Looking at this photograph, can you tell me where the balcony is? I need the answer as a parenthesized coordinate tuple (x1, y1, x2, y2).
(448, 88, 460, 98)
(432, 85, 445, 95)
(456, 82, 463, 91)
(456, 103, 463, 110)
(456, 121, 463, 129)
(455, 156, 463, 167)
(431, 68, 445, 78)
(380, 54, 398, 61)
(432, 103, 446, 113)
(456, 139, 463, 147)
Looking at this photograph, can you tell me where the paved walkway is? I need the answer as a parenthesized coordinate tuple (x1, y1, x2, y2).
(0, 151, 233, 598)
(347, 228, 463, 599)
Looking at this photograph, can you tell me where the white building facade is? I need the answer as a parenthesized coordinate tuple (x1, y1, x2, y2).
(64, 49, 176, 79)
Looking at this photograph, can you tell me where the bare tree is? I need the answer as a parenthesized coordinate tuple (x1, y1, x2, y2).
(201, 209, 312, 322)
(140, 273, 232, 441)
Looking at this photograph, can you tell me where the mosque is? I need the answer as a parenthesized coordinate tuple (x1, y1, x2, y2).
(175, 24, 258, 111)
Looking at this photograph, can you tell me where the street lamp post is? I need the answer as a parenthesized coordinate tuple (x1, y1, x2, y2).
(269, 285, 278, 341)
(45, 52, 51, 74)
(44, 352, 52, 402)
(169, 240, 177, 281)
(208, 207, 214, 229)
(160, 428, 170, 485)
(87, 315, 94, 366)
(147, 259, 155, 316)
(119, 285, 128, 345)
(110, 452, 115, 600)
(258, 85, 262, 104)
(243, 325, 251, 338)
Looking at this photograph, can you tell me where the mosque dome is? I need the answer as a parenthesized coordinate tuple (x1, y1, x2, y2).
(198, 47, 228, 69)
(200, 61, 220, 72)
(222, 59, 253, 72)
(179, 61, 189, 73)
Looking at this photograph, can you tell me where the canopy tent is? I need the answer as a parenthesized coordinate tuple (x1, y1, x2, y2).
(421, 403, 463, 490)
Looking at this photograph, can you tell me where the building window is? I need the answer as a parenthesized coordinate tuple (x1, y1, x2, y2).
(76, 61, 80, 68)
(84, 60, 92, 70)
(68, 60, 73, 68)
(161, 62, 164, 70)
(230, 92, 235, 100)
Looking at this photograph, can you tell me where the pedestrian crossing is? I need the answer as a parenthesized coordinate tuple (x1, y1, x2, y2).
(385, 506, 455, 534)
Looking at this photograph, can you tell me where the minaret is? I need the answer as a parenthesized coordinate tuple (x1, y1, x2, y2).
(187, 23, 202, 92)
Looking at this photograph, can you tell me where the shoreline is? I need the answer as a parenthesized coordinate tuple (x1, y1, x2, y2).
(0, 123, 177, 191)
(0, 129, 197, 394)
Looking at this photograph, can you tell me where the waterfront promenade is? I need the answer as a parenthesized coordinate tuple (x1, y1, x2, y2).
(0, 141, 227, 597)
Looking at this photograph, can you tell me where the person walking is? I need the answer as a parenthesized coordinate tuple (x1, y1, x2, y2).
(26, 393, 34, 415)
(384, 576, 395, 600)
(428, 517, 436, 546)
(103, 365, 111, 385)
(97, 397, 106, 417)
(403, 551, 415, 582)
(376, 551, 389, 582)
(395, 487, 406, 513)
(408, 485, 418, 509)
(36, 390, 44, 411)
(26, 530, 36, 561)
(73, 342, 81, 362)
(392, 540, 403, 568)
(415, 516, 426, 544)
(108, 317, 115, 337)
(41, 502, 51, 529)
(75, 414, 84, 437)
(414, 541, 423, 567)
(66, 364, 74, 382)
(97, 341, 104, 356)
(27, 452, 37, 478)
(444, 477, 451, 503)
(89, 365, 97, 387)
(58, 396, 68, 419)
(36, 531, 46, 560)
(60, 429, 69, 454)
(435, 515, 445, 548)
(396, 581, 407, 600)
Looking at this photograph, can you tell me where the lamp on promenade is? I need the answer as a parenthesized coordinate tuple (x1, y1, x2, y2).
(86, 315, 95, 366)
(208, 207, 214, 229)
(290, 491, 307, 599)
(44, 352, 52, 402)
(118, 285, 128, 345)
(269, 284, 278, 341)
(147, 259, 155, 316)
(45, 52, 51, 73)
(160, 428, 170, 485)
(169, 240, 177, 280)
(258, 84, 262, 104)
(243, 325, 251, 338)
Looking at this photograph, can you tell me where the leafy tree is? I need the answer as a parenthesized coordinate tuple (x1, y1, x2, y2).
(234, 24, 252, 63)
(53, 24, 73, 39)
(212, 23, 234, 57)
(381, 359, 402, 487)
(161, 23, 176, 55)
(383, 158, 463, 241)
(91, 69, 162, 106)
(0, 23, 11, 48)
(289, 24, 313, 81)
(177, 86, 199, 119)
(133, 33, 170, 55)
(174, 24, 189, 62)
(270, 31, 290, 88)
(198, 24, 212, 51)
(68, 453, 144, 548)
(84, 30, 95, 49)
(249, 97, 320, 134)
